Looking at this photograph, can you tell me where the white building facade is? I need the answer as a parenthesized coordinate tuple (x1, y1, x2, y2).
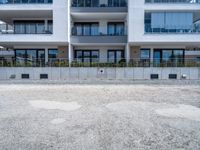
(0, 0, 200, 68)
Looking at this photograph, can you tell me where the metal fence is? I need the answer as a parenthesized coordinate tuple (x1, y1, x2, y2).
(0, 58, 200, 67)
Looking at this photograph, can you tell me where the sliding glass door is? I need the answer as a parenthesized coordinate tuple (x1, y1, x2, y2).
(108, 50, 124, 63)
(153, 49, 184, 66)
(74, 50, 99, 63)
(15, 49, 45, 66)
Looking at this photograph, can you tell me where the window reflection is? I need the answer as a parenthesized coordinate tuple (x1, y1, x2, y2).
(15, 49, 45, 66)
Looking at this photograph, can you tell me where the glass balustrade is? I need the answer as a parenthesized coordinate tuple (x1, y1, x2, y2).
(145, 24, 200, 34)
(71, 0, 127, 7)
(0, 0, 52, 4)
(145, 0, 200, 3)
(71, 26, 127, 36)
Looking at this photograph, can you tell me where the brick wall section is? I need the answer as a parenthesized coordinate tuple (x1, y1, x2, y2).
(58, 46, 68, 59)
(130, 46, 140, 61)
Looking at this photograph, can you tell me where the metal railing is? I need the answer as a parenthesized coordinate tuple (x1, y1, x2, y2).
(0, 0, 52, 4)
(0, 23, 53, 34)
(145, 0, 200, 3)
(71, 0, 127, 7)
(145, 24, 200, 34)
(0, 58, 200, 67)
(71, 26, 127, 36)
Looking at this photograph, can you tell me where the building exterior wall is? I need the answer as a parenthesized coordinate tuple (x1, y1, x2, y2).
(128, 0, 200, 45)
(0, 0, 200, 72)
(0, 67, 199, 80)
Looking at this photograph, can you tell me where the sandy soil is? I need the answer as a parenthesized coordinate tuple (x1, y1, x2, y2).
(0, 83, 200, 150)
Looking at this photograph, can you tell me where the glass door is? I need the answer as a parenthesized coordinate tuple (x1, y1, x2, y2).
(153, 50, 161, 66)
(83, 51, 90, 62)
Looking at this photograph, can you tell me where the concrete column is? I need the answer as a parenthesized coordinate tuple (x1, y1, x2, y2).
(68, 44, 73, 65)
(126, 44, 130, 64)
(99, 20, 107, 35)
(44, 19, 48, 31)
(45, 48, 48, 63)
(150, 48, 154, 67)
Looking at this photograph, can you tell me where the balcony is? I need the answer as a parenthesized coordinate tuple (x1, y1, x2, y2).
(71, 26, 127, 44)
(0, 0, 52, 4)
(145, 0, 200, 3)
(71, 0, 127, 13)
(0, 22, 53, 34)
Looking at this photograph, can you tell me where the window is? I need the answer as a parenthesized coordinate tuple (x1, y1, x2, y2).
(71, 0, 100, 7)
(153, 49, 184, 66)
(14, 20, 45, 34)
(47, 20, 53, 33)
(145, 12, 194, 33)
(73, 23, 99, 36)
(48, 49, 58, 59)
(140, 49, 150, 60)
(107, 22, 125, 36)
(74, 50, 99, 63)
(197, 57, 200, 63)
(140, 49, 150, 67)
(107, 50, 124, 63)
(15, 49, 45, 66)
(108, 0, 127, 7)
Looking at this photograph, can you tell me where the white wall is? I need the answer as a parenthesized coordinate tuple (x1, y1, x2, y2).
(0, 1, 69, 44)
(53, 0, 69, 43)
(0, 67, 199, 80)
(128, 0, 200, 45)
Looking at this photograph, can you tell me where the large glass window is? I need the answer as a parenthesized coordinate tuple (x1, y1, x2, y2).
(15, 49, 45, 66)
(145, 12, 194, 33)
(107, 50, 124, 63)
(74, 50, 99, 63)
(153, 49, 184, 66)
(14, 20, 51, 34)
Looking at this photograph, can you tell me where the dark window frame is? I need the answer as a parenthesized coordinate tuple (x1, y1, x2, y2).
(153, 49, 185, 64)
(107, 50, 125, 63)
(15, 49, 45, 66)
(74, 49, 99, 62)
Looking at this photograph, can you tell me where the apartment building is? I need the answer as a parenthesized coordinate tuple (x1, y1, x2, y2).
(0, 0, 200, 67)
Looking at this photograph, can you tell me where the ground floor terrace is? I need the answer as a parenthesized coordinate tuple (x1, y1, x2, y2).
(0, 82, 200, 150)
(0, 45, 200, 67)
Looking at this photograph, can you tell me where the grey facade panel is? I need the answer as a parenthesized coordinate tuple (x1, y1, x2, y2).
(71, 7, 128, 13)
(71, 36, 127, 44)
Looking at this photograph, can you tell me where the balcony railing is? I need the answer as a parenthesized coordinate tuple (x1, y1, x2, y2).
(71, 26, 127, 36)
(0, 23, 52, 34)
(145, 24, 200, 34)
(145, 0, 200, 3)
(0, 0, 52, 4)
(71, 0, 127, 7)
(0, 58, 200, 67)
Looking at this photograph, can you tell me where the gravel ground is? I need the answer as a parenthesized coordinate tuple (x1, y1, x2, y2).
(0, 82, 200, 150)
